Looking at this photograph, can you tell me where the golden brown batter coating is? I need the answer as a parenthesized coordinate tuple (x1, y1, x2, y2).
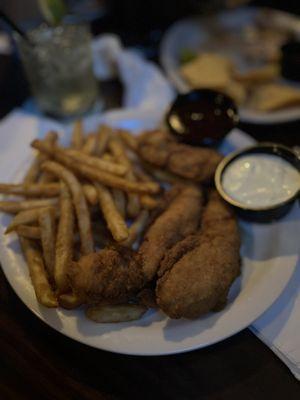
(68, 246, 144, 304)
(156, 191, 241, 319)
(138, 185, 204, 281)
(138, 130, 223, 182)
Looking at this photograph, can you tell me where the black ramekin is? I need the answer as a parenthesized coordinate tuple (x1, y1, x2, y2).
(215, 143, 300, 222)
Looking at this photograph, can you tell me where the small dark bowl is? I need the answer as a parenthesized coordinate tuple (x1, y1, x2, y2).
(281, 40, 300, 82)
(166, 89, 239, 146)
(215, 143, 300, 222)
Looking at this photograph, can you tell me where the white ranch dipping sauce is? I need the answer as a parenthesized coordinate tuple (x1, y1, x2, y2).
(222, 154, 300, 209)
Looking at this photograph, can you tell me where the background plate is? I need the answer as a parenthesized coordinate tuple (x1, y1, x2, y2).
(160, 7, 300, 124)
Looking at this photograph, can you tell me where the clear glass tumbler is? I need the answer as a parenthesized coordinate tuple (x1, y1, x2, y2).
(15, 23, 98, 118)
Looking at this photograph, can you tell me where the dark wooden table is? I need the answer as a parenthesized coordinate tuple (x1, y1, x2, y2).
(0, 43, 300, 400)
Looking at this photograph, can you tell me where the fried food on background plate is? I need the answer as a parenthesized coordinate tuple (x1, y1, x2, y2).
(180, 53, 233, 90)
(137, 130, 222, 182)
(156, 191, 241, 319)
(179, 47, 297, 112)
(179, 52, 247, 104)
(223, 80, 247, 105)
(233, 63, 279, 84)
(138, 184, 204, 281)
(247, 83, 300, 112)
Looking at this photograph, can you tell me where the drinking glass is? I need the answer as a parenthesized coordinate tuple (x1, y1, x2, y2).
(15, 23, 98, 118)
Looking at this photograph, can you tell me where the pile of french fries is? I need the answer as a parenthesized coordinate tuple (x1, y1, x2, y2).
(0, 122, 162, 317)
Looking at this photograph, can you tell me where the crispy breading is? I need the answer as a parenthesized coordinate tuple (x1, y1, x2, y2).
(138, 130, 222, 182)
(157, 233, 201, 278)
(156, 191, 241, 319)
(137, 287, 157, 309)
(68, 247, 145, 304)
(138, 185, 204, 281)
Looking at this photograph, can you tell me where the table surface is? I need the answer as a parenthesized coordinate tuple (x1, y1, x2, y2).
(0, 32, 300, 399)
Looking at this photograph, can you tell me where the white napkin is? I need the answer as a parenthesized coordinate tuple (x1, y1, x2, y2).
(91, 35, 175, 132)
(251, 262, 300, 379)
(0, 35, 299, 378)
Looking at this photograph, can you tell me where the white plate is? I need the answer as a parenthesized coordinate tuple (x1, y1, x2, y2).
(0, 112, 299, 355)
(160, 7, 300, 124)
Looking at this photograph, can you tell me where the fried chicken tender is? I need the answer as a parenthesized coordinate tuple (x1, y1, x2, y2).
(137, 287, 157, 308)
(156, 191, 241, 319)
(68, 247, 144, 304)
(138, 130, 222, 182)
(138, 185, 204, 281)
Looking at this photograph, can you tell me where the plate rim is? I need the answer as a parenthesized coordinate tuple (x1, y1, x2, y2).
(0, 244, 297, 356)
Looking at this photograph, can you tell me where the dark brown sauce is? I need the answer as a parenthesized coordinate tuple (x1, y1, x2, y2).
(281, 40, 300, 82)
(166, 89, 239, 146)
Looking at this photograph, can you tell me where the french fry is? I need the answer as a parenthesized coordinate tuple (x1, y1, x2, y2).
(32, 140, 160, 194)
(19, 237, 57, 307)
(122, 210, 149, 247)
(39, 207, 56, 282)
(126, 172, 140, 218)
(94, 182, 129, 242)
(71, 120, 84, 149)
(54, 183, 75, 294)
(102, 153, 115, 163)
(74, 163, 159, 194)
(0, 198, 58, 214)
(23, 158, 41, 185)
(133, 165, 156, 183)
(32, 139, 127, 176)
(58, 292, 82, 309)
(82, 133, 97, 155)
(39, 132, 58, 183)
(5, 207, 58, 233)
(42, 161, 93, 255)
(17, 133, 58, 309)
(108, 137, 129, 165)
(15, 225, 41, 239)
(39, 172, 57, 184)
(43, 131, 59, 144)
(109, 138, 140, 217)
(24, 131, 58, 184)
(112, 188, 126, 218)
(82, 184, 98, 206)
(118, 130, 138, 151)
(65, 149, 127, 176)
(140, 194, 158, 210)
(96, 125, 112, 155)
(0, 183, 60, 197)
(86, 304, 147, 323)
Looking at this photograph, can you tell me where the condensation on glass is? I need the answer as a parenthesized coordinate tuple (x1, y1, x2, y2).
(16, 24, 98, 117)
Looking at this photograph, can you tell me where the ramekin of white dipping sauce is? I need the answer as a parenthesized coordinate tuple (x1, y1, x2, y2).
(215, 143, 300, 222)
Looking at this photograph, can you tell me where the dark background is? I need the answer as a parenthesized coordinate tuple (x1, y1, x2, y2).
(1, 0, 300, 144)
